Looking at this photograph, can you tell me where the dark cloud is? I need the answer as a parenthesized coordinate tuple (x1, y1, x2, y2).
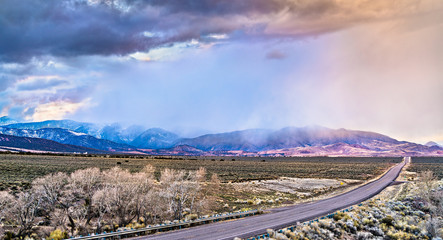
(0, 0, 160, 62)
(265, 50, 286, 60)
(0, 0, 250, 63)
(0, 0, 440, 63)
(50, 85, 93, 103)
(138, 0, 287, 16)
(17, 78, 69, 91)
(0, 76, 15, 92)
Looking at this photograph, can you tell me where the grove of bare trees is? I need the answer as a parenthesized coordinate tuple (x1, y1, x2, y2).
(0, 166, 219, 239)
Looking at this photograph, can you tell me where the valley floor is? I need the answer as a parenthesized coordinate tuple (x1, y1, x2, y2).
(0, 153, 400, 191)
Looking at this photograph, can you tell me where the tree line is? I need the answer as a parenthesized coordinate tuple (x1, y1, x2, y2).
(0, 166, 220, 239)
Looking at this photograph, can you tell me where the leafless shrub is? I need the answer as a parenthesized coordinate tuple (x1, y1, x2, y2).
(0, 165, 214, 238)
(10, 191, 41, 238)
(0, 191, 14, 237)
(417, 171, 436, 202)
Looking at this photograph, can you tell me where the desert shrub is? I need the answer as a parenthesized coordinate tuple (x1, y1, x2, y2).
(30, 233, 39, 240)
(48, 229, 68, 240)
(186, 214, 198, 221)
(283, 229, 296, 239)
(426, 217, 441, 238)
(333, 212, 351, 221)
(386, 230, 416, 240)
(103, 225, 112, 232)
(365, 226, 384, 237)
(362, 218, 375, 227)
(381, 215, 394, 226)
(126, 222, 145, 229)
(3, 231, 15, 240)
(404, 224, 420, 234)
(356, 231, 373, 240)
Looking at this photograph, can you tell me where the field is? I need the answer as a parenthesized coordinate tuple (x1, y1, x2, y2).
(409, 157, 443, 179)
(0, 154, 409, 238)
(0, 153, 401, 191)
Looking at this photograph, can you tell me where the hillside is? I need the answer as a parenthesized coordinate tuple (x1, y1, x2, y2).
(1, 117, 442, 156)
(0, 133, 106, 153)
(4, 120, 144, 145)
(0, 127, 134, 151)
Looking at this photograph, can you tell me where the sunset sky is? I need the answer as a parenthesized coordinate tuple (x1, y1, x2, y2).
(0, 0, 442, 144)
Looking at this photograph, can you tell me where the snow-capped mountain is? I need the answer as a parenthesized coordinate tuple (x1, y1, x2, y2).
(0, 116, 441, 156)
(131, 128, 180, 149)
(0, 133, 106, 154)
(177, 126, 399, 151)
(0, 116, 18, 126)
(425, 141, 442, 148)
(0, 127, 134, 151)
(4, 119, 145, 145)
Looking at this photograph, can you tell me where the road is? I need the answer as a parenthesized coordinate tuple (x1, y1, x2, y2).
(136, 157, 409, 240)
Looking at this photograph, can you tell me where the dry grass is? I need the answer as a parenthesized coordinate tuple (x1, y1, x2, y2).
(0, 153, 400, 191)
(409, 157, 443, 179)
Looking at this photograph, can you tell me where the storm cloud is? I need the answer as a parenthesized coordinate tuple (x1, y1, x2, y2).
(1, 0, 442, 62)
(0, 0, 442, 144)
(16, 78, 69, 91)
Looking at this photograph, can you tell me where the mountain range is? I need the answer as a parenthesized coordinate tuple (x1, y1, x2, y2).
(0, 116, 442, 156)
(0, 127, 133, 151)
(0, 133, 106, 154)
(0, 116, 18, 126)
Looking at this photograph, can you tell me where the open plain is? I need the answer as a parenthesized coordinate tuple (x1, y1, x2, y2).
(0, 153, 401, 191)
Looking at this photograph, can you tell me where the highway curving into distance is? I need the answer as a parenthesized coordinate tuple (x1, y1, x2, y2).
(137, 157, 409, 240)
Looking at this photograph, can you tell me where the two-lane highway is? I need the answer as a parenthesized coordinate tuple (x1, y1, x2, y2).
(136, 157, 409, 240)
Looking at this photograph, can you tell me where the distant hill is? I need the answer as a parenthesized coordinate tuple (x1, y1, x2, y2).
(0, 133, 106, 154)
(6, 119, 101, 135)
(175, 127, 442, 156)
(177, 126, 399, 151)
(0, 127, 134, 151)
(139, 144, 206, 155)
(176, 129, 273, 151)
(4, 120, 145, 145)
(257, 141, 443, 157)
(131, 128, 179, 149)
(1, 116, 442, 156)
(99, 124, 145, 144)
(425, 141, 441, 147)
(0, 116, 18, 126)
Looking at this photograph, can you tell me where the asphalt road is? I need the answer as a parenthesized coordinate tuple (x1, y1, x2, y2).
(137, 157, 409, 240)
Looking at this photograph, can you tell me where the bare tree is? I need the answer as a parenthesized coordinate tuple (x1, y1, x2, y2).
(195, 167, 207, 182)
(160, 168, 204, 220)
(189, 168, 207, 216)
(0, 165, 218, 237)
(210, 173, 221, 188)
(142, 189, 168, 224)
(417, 171, 442, 238)
(69, 168, 102, 226)
(91, 189, 108, 233)
(417, 171, 437, 203)
(32, 172, 80, 234)
(11, 191, 41, 239)
(69, 204, 89, 235)
(49, 208, 68, 232)
(0, 191, 14, 237)
(32, 172, 69, 208)
(131, 167, 155, 222)
(102, 167, 139, 227)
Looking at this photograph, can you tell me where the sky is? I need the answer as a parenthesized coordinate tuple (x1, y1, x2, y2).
(0, 0, 442, 144)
